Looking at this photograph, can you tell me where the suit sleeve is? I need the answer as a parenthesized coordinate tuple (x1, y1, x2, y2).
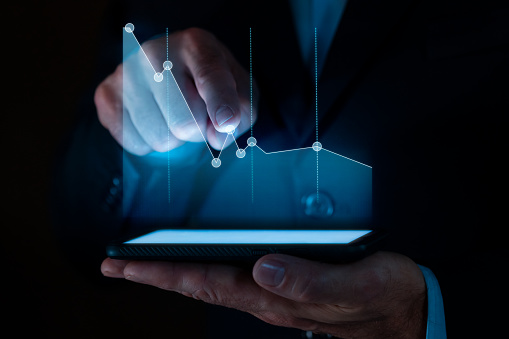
(50, 89, 125, 279)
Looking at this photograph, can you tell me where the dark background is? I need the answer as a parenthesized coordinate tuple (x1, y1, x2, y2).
(4, 1, 508, 338)
(4, 1, 206, 337)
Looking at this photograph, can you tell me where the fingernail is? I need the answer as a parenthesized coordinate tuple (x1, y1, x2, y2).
(256, 260, 285, 287)
(215, 105, 233, 126)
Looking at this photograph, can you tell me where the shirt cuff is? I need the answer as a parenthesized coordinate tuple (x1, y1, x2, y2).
(418, 265, 447, 339)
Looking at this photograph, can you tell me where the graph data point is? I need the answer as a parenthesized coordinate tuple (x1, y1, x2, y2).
(236, 149, 246, 158)
(163, 60, 173, 70)
(154, 72, 163, 82)
(124, 23, 135, 33)
(312, 141, 322, 152)
(225, 125, 235, 135)
(211, 158, 221, 168)
(247, 137, 257, 147)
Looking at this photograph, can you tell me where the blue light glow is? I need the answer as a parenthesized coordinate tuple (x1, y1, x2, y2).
(124, 229, 371, 244)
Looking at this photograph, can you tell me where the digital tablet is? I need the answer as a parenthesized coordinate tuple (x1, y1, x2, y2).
(106, 229, 387, 263)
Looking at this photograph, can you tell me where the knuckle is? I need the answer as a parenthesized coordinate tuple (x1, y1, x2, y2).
(170, 123, 202, 141)
(194, 63, 220, 81)
(125, 141, 151, 156)
(194, 64, 234, 91)
(180, 291, 194, 298)
(140, 39, 160, 57)
(181, 27, 216, 46)
(180, 27, 218, 55)
(291, 274, 319, 303)
(94, 83, 114, 126)
(147, 125, 172, 151)
(196, 266, 222, 305)
(150, 138, 170, 153)
(95, 68, 122, 127)
(179, 28, 238, 99)
(93, 81, 106, 107)
(191, 288, 218, 303)
(181, 28, 220, 61)
(123, 136, 152, 156)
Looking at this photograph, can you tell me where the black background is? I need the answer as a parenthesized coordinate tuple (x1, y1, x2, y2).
(4, 1, 205, 337)
(3, 0, 508, 338)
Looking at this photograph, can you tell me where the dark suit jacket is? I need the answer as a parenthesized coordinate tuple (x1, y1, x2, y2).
(52, 0, 509, 337)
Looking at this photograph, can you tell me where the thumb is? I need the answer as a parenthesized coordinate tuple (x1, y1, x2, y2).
(252, 254, 383, 306)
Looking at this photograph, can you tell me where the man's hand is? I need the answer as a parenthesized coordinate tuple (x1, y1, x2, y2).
(94, 28, 256, 155)
(101, 252, 427, 338)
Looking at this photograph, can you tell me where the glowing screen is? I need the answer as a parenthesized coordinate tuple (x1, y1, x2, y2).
(124, 229, 371, 244)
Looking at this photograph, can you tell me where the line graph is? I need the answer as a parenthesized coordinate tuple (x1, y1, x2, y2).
(123, 22, 371, 170)
(123, 23, 372, 218)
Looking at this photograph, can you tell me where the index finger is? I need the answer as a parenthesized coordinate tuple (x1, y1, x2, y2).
(180, 28, 241, 133)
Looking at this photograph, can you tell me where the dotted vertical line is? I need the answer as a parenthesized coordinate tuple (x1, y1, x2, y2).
(315, 27, 319, 203)
(317, 151, 319, 203)
(251, 145, 254, 204)
(315, 27, 318, 143)
(250, 27, 253, 137)
(166, 27, 170, 204)
(250, 27, 254, 203)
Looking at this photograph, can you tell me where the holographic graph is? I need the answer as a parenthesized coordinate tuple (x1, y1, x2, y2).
(123, 23, 371, 170)
(122, 23, 372, 225)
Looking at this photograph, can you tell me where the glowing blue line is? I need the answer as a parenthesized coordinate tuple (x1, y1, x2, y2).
(231, 134, 240, 150)
(322, 149, 372, 168)
(131, 31, 157, 74)
(217, 133, 230, 159)
(255, 146, 313, 155)
(167, 70, 214, 159)
(315, 27, 319, 202)
(124, 25, 372, 172)
(250, 27, 253, 138)
(166, 27, 170, 203)
(250, 27, 254, 203)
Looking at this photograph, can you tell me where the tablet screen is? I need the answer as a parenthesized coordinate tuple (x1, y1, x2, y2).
(124, 229, 372, 244)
